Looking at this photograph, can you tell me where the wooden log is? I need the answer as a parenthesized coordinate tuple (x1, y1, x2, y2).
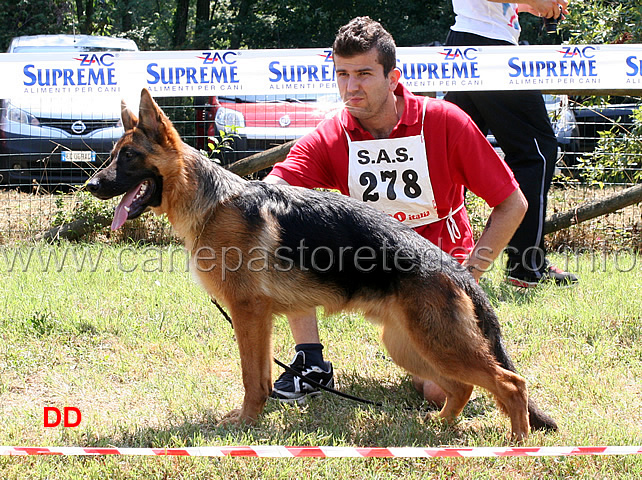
(544, 183, 642, 234)
(226, 139, 297, 177)
(34, 215, 111, 243)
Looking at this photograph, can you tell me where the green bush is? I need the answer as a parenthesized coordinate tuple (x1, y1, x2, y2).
(578, 106, 642, 185)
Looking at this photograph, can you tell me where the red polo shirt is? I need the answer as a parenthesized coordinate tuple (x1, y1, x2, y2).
(269, 83, 519, 261)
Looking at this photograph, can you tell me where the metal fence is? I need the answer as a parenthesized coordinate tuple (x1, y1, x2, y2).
(0, 94, 640, 249)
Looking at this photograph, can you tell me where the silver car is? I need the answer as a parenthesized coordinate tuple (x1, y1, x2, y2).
(0, 35, 139, 187)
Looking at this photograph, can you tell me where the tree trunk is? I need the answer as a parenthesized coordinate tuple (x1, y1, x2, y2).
(173, 0, 191, 49)
(121, 0, 133, 32)
(194, 0, 211, 49)
(230, 0, 254, 49)
(75, 0, 95, 34)
(84, 0, 94, 34)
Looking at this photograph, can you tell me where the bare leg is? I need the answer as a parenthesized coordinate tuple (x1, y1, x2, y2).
(287, 308, 320, 344)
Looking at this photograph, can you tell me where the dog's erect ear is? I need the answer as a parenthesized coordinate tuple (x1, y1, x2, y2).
(121, 100, 138, 131)
(137, 88, 178, 146)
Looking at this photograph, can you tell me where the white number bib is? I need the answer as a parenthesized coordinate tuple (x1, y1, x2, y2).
(346, 99, 439, 228)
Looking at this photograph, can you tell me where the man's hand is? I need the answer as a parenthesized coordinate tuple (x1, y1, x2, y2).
(463, 188, 528, 282)
(518, 1, 569, 19)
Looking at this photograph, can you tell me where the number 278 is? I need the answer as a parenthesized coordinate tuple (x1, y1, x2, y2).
(359, 169, 422, 202)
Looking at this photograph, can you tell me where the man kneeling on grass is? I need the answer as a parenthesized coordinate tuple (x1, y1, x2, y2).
(264, 16, 528, 406)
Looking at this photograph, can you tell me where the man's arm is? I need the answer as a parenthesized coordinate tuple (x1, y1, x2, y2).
(263, 173, 291, 186)
(487, 0, 568, 18)
(463, 188, 528, 282)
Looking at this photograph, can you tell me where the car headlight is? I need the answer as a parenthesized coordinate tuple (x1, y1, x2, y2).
(6, 105, 40, 126)
(215, 107, 244, 132)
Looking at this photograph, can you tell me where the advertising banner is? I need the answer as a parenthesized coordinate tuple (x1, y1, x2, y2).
(1, 44, 641, 101)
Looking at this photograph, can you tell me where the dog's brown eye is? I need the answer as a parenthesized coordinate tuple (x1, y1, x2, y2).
(119, 148, 134, 161)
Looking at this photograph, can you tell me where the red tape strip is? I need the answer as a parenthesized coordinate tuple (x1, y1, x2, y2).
(1, 445, 641, 458)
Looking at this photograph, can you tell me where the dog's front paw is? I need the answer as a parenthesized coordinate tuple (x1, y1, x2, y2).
(218, 408, 256, 427)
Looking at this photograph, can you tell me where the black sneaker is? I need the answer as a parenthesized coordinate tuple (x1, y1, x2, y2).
(507, 261, 579, 288)
(270, 351, 334, 404)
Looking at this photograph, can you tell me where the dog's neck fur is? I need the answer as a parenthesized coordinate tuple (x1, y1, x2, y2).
(158, 141, 245, 251)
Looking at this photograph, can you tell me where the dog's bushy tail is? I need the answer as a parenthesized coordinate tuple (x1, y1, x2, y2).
(470, 287, 558, 432)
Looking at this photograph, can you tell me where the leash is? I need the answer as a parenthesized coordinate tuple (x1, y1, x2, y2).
(210, 299, 394, 409)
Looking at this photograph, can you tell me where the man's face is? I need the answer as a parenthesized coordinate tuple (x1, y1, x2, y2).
(334, 48, 399, 121)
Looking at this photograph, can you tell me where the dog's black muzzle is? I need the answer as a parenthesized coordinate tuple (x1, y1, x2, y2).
(86, 173, 119, 200)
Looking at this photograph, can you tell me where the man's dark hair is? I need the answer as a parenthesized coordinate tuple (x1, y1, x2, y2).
(333, 16, 397, 76)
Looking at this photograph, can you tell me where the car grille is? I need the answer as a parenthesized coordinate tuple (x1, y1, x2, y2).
(37, 118, 118, 135)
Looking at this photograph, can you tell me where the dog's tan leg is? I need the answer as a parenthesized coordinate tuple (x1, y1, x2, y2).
(381, 323, 473, 423)
(381, 320, 438, 380)
(430, 358, 530, 441)
(476, 367, 530, 442)
(431, 377, 474, 423)
(433, 369, 529, 442)
(382, 309, 530, 440)
(218, 299, 273, 427)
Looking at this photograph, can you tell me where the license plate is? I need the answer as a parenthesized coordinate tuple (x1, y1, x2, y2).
(61, 151, 96, 162)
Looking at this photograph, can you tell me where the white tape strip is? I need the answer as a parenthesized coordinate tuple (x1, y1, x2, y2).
(1, 445, 641, 458)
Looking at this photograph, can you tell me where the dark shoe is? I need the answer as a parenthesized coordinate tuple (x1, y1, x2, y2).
(507, 261, 578, 288)
(270, 351, 334, 404)
(542, 262, 579, 286)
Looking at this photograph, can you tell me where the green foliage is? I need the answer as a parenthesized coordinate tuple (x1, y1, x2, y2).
(519, 0, 642, 46)
(52, 191, 113, 228)
(0, 0, 181, 51)
(27, 310, 56, 335)
(2, 1, 640, 52)
(0, 0, 74, 50)
(465, 189, 490, 240)
(562, 0, 642, 44)
(207, 129, 239, 163)
(0, 0, 455, 52)
(578, 106, 642, 185)
(226, 0, 454, 49)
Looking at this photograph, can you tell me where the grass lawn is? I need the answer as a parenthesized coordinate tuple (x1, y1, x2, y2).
(0, 243, 641, 479)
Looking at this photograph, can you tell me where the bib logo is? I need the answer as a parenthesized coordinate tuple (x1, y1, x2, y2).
(508, 45, 599, 85)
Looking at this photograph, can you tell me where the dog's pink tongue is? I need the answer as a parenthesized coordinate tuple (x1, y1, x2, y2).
(111, 184, 141, 231)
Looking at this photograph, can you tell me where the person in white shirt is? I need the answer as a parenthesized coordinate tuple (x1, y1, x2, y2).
(445, 0, 578, 289)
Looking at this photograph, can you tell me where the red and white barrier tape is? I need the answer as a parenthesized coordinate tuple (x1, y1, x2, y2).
(1, 445, 641, 458)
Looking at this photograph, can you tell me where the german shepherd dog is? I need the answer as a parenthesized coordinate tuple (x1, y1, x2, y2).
(87, 89, 557, 440)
